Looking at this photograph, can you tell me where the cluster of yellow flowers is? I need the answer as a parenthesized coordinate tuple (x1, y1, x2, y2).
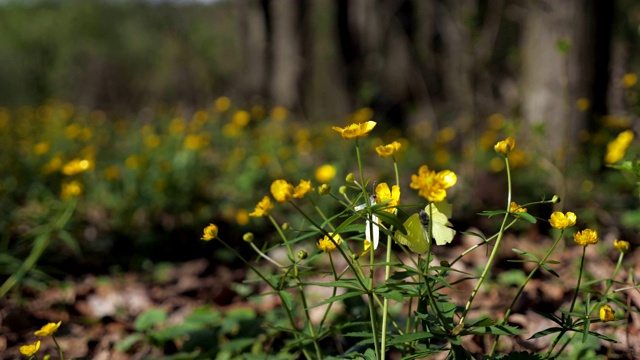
(20, 321, 62, 357)
(409, 165, 457, 203)
(604, 130, 634, 164)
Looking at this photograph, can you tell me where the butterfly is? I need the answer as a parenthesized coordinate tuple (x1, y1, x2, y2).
(355, 194, 380, 249)
(394, 202, 456, 253)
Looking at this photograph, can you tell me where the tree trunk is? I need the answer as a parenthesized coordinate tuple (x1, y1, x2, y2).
(520, 0, 596, 163)
(269, 0, 303, 108)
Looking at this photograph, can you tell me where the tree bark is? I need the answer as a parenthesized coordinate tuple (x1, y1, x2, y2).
(520, 0, 596, 163)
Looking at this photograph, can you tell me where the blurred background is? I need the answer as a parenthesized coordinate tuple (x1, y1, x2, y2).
(1, 0, 639, 271)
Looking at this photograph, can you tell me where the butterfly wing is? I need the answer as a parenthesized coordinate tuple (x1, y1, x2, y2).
(394, 213, 429, 254)
(425, 203, 456, 246)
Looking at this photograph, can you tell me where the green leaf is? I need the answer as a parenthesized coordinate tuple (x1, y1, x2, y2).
(279, 290, 294, 311)
(114, 333, 145, 352)
(303, 279, 363, 291)
(479, 210, 508, 218)
(541, 264, 559, 277)
(517, 212, 537, 224)
(512, 248, 540, 262)
(135, 308, 168, 331)
(529, 327, 564, 339)
(386, 331, 435, 345)
(307, 291, 364, 309)
(57, 230, 82, 256)
(469, 324, 523, 336)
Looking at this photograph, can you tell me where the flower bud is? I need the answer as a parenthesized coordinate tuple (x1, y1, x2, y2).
(345, 173, 355, 183)
(551, 195, 561, 203)
(339, 185, 347, 194)
(318, 184, 331, 195)
(282, 223, 290, 231)
(440, 260, 450, 267)
(242, 232, 254, 242)
(494, 137, 515, 156)
(297, 250, 308, 260)
(351, 253, 359, 260)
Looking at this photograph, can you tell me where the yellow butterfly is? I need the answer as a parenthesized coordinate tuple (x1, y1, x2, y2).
(394, 202, 455, 253)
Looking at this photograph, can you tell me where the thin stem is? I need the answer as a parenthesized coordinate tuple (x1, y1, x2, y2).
(546, 246, 587, 358)
(52, 335, 65, 360)
(268, 215, 322, 359)
(489, 231, 565, 357)
(459, 156, 512, 327)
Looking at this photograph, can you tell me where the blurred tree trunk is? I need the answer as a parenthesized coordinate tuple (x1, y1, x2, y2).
(269, 0, 304, 108)
(236, 0, 268, 100)
(520, 0, 596, 164)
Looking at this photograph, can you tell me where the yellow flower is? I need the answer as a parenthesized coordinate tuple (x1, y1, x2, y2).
(549, 211, 577, 230)
(315, 164, 337, 183)
(375, 183, 400, 213)
(236, 209, 249, 226)
(574, 229, 599, 247)
(375, 141, 401, 158)
(599, 304, 615, 322)
(270, 180, 294, 203)
(214, 96, 231, 112)
(360, 239, 372, 257)
(61, 180, 83, 200)
(19, 341, 40, 357)
(509, 202, 527, 214)
(249, 196, 274, 217)
(33, 141, 50, 156)
(332, 121, 377, 140)
(293, 179, 313, 199)
(34, 321, 61, 337)
(270, 106, 288, 121)
(61, 158, 92, 176)
(232, 110, 251, 127)
(605, 130, 634, 164)
(622, 73, 638, 88)
(410, 165, 457, 202)
(317, 233, 342, 253)
(575, 98, 591, 112)
(201, 224, 218, 241)
(494, 137, 516, 156)
(614, 240, 630, 254)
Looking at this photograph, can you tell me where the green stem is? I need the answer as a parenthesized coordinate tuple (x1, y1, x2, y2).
(552, 250, 625, 358)
(268, 215, 322, 359)
(380, 233, 393, 360)
(489, 231, 565, 357)
(52, 335, 65, 360)
(546, 246, 587, 358)
(459, 156, 512, 327)
(213, 236, 313, 360)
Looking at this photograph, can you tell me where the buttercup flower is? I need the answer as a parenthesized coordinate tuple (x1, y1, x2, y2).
(317, 233, 343, 253)
(315, 164, 337, 183)
(270, 180, 294, 203)
(375, 141, 401, 158)
(293, 179, 313, 199)
(605, 130, 634, 164)
(599, 304, 615, 322)
(509, 202, 527, 214)
(574, 229, 599, 247)
(201, 224, 218, 241)
(19, 341, 40, 357)
(622, 73, 638, 88)
(549, 211, 577, 230)
(614, 240, 630, 254)
(61, 180, 83, 200)
(332, 121, 377, 140)
(61, 158, 92, 176)
(375, 183, 400, 213)
(318, 184, 331, 195)
(494, 137, 516, 156)
(360, 240, 372, 257)
(34, 321, 61, 337)
(410, 165, 457, 202)
(249, 196, 274, 217)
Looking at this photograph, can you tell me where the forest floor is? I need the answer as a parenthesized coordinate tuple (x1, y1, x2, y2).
(2, 231, 640, 359)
